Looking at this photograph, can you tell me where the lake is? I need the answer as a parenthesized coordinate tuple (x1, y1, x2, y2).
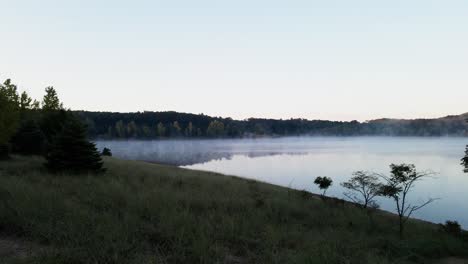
(95, 137, 468, 228)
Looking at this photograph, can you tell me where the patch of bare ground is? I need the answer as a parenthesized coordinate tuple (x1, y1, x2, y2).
(223, 255, 246, 264)
(0, 235, 39, 260)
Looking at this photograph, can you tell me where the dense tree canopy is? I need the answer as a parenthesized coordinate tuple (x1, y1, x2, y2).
(0, 77, 104, 174)
(73, 111, 468, 140)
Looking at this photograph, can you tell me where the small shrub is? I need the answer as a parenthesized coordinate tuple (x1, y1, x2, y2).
(442, 221, 462, 236)
(314, 176, 333, 196)
(341, 171, 382, 208)
(254, 197, 265, 208)
(101, 147, 112, 156)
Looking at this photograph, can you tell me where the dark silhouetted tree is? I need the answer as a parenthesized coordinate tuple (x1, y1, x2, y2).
(462, 145, 468, 173)
(341, 171, 382, 208)
(378, 164, 437, 239)
(42, 86, 63, 111)
(40, 109, 72, 145)
(0, 79, 20, 159)
(45, 118, 105, 173)
(19, 91, 39, 111)
(314, 176, 333, 196)
(101, 147, 112, 156)
(442, 221, 462, 236)
(11, 120, 46, 155)
(39, 87, 70, 147)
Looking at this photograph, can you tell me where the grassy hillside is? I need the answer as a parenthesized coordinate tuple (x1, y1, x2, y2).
(0, 156, 467, 264)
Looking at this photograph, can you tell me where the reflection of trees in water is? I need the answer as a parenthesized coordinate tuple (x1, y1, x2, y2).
(96, 140, 312, 166)
(137, 151, 309, 166)
(462, 145, 468, 173)
(143, 151, 233, 166)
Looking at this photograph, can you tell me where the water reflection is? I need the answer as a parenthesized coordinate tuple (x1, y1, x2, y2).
(96, 137, 468, 228)
(95, 138, 310, 166)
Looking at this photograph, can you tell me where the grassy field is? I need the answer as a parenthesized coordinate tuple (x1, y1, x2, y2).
(0, 156, 467, 264)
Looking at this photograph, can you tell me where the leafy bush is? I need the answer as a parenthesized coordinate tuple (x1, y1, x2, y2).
(341, 171, 382, 208)
(314, 176, 333, 196)
(101, 147, 112, 156)
(442, 221, 462, 236)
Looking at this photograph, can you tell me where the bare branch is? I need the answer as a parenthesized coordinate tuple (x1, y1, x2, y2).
(404, 198, 439, 222)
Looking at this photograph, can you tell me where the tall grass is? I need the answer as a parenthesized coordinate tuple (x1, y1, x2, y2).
(0, 156, 467, 264)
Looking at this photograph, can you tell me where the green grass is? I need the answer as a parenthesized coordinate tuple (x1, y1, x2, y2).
(0, 156, 467, 264)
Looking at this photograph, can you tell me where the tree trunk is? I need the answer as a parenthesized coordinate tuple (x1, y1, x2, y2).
(399, 216, 404, 239)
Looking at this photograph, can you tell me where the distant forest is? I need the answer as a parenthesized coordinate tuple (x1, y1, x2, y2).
(75, 111, 468, 139)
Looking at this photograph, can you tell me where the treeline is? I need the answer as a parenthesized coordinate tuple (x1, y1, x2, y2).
(75, 111, 468, 139)
(0, 79, 104, 173)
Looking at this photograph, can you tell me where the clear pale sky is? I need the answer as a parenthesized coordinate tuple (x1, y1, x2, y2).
(1, 0, 467, 121)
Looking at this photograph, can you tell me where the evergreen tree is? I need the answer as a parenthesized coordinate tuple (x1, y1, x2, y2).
(45, 118, 105, 173)
(0, 79, 20, 159)
(39, 87, 69, 146)
(42, 86, 63, 111)
(11, 120, 46, 155)
(40, 109, 72, 145)
(19, 91, 33, 110)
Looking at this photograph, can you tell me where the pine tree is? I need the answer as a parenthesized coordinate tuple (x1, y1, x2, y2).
(42, 86, 63, 111)
(40, 109, 72, 144)
(11, 120, 46, 155)
(45, 118, 105, 173)
(0, 79, 20, 159)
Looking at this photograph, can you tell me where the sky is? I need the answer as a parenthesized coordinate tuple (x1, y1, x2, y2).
(1, 0, 467, 121)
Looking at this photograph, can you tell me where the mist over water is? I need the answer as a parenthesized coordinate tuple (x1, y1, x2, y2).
(96, 137, 468, 228)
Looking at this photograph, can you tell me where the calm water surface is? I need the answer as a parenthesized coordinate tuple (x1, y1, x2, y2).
(95, 137, 468, 228)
